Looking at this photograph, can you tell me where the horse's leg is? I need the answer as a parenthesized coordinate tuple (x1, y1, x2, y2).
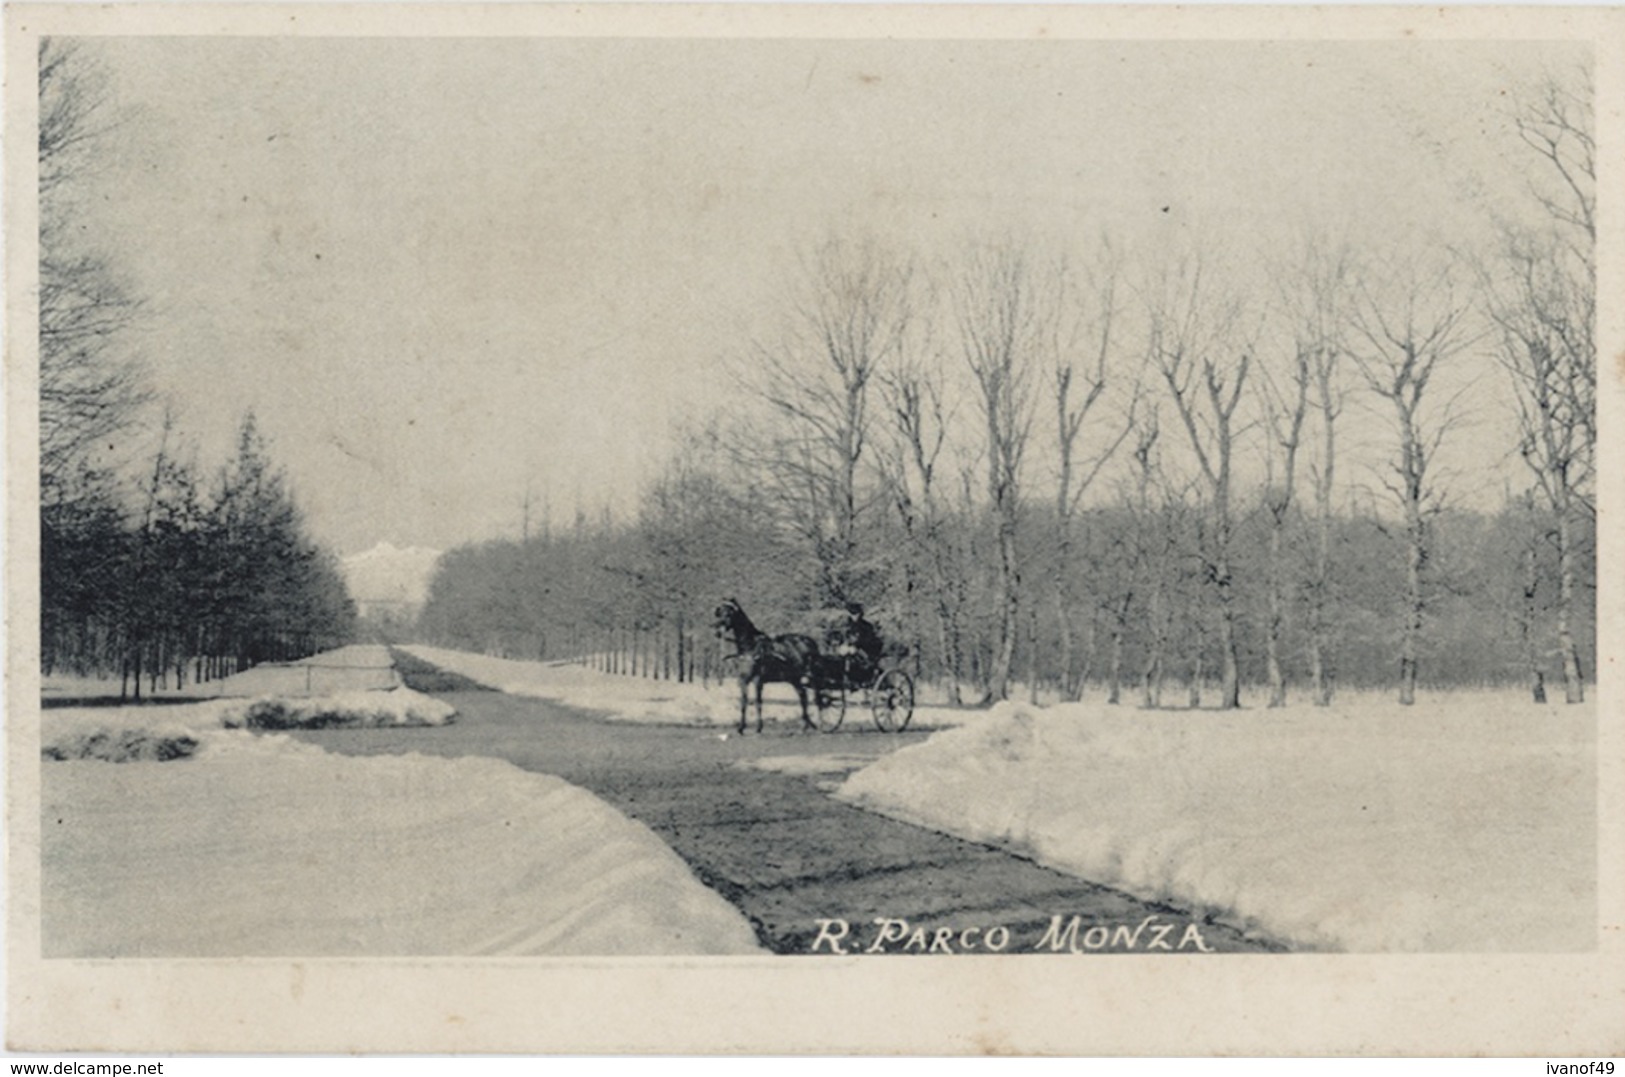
(754, 677, 765, 734)
(796, 683, 814, 732)
(737, 676, 748, 735)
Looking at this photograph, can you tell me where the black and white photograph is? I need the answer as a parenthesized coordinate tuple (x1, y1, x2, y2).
(6, 2, 1622, 1057)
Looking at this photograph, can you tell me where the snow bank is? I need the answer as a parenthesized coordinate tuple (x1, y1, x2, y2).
(42, 699, 255, 762)
(220, 687, 456, 730)
(42, 687, 455, 761)
(402, 644, 967, 729)
(43, 733, 763, 957)
(837, 695, 1595, 952)
(42, 727, 202, 763)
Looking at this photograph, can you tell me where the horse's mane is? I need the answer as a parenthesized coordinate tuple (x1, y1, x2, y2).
(715, 598, 763, 653)
(715, 599, 820, 664)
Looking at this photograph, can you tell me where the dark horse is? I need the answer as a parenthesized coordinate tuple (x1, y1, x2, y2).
(712, 598, 821, 734)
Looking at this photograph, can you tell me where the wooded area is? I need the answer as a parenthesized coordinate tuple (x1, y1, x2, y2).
(419, 69, 1596, 708)
(38, 41, 355, 696)
(417, 465, 1594, 704)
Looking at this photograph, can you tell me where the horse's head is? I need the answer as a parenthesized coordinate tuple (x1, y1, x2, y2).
(713, 598, 744, 642)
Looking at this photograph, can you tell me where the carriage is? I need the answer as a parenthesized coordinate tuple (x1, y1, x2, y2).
(713, 598, 916, 735)
(809, 644, 915, 734)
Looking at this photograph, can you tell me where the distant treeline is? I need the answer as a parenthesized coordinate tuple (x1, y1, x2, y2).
(42, 414, 357, 696)
(416, 482, 1594, 705)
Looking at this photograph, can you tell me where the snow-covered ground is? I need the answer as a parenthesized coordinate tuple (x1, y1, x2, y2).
(836, 696, 1596, 952)
(45, 639, 1593, 954)
(41, 644, 763, 956)
(42, 643, 401, 700)
(43, 732, 762, 956)
(401, 644, 966, 729)
(404, 645, 1595, 951)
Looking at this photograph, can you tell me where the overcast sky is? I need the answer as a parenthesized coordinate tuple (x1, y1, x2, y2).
(72, 35, 1578, 555)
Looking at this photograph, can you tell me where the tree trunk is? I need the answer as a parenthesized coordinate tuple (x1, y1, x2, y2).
(1215, 562, 1241, 709)
(1141, 582, 1166, 708)
(1107, 623, 1123, 705)
(1519, 513, 1547, 703)
(1400, 505, 1425, 706)
(941, 599, 964, 707)
(1026, 606, 1039, 705)
(1265, 520, 1287, 707)
(1076, 615, 1095, 702)
(1308, 510, 1333, 706)
(1308, 630, 1330, 706)
(1556, 508, 1584, 703)
(988, 518, 1019, 702)
(1054, 587, 1076, 702)
(676, 614, 687, 684)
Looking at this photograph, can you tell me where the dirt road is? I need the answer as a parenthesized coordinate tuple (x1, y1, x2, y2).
(291, 654, 1288, 955)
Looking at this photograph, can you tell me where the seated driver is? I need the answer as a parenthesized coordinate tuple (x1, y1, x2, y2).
(830, 601, 883, 678)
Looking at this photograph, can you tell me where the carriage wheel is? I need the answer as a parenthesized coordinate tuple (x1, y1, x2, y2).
(869, 669, 914, 732)
(814, 685, 846, 733)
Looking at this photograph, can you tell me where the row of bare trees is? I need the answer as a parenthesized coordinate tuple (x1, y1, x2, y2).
(417, 437, 1590, 708)
(1487, 76, 1596, 704)
(418, 71, 1593, 709)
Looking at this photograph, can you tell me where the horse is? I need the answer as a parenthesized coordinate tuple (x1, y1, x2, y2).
(712, 598, 822, 734)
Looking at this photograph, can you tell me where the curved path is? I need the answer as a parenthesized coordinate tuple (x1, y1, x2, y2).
(290, 654, 1289, 955)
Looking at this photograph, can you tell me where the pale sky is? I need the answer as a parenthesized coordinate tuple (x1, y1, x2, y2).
(72, 36, 1578, 554)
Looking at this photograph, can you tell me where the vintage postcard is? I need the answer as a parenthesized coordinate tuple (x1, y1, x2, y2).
(5, 2, 1622, 1056)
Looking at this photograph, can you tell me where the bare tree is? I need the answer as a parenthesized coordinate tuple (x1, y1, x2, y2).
(1050, 243, 1137, 701)
(38, 39, 156, 683)
(1146, 254, 1253, 709)
(1485, 70, 1595, 703)
(1128, 412, 1168, 706)
(1255, 336, 1309, 708)
(1514, 71, 1595, 246)
(735, 238, 913, 605)
(878, 334, 971, 704)
(1509, 485, 1549, 703)
(1122, 409, 1203, 709)
(38, 38, 111, 197)
(1306, 310, 1347, 707)
(1489, 235, 1592, 703)
(38, 39, 150, 504)
(1267, 242, 1351, 706)
(952, 242, 1046, 702)
(1349, 255, 1479, 706)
